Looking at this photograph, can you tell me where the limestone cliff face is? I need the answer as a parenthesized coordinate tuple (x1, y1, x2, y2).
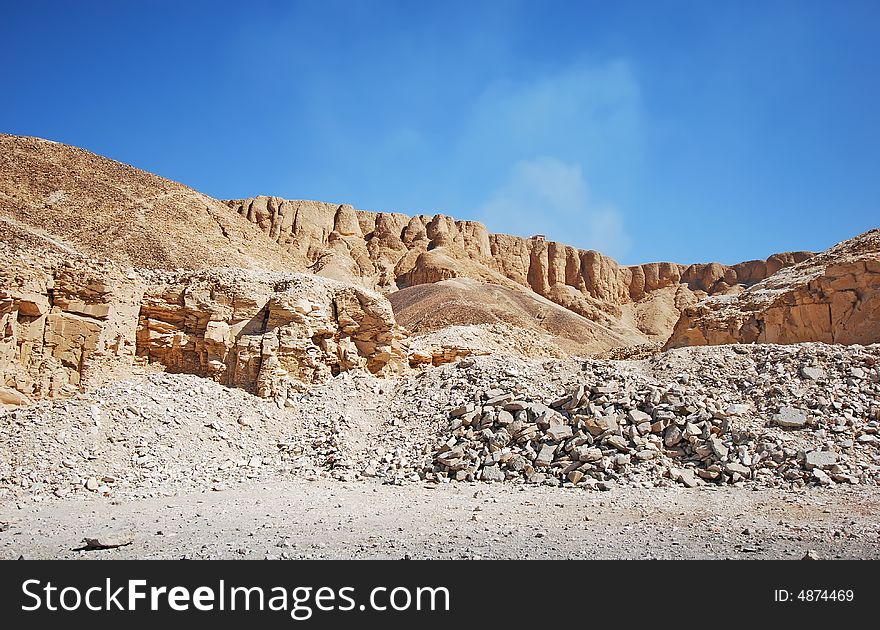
(137, 269, 407, 400)
(1, 254, 407, 408)
(8, 135, 868, 388)
(665, 230, 880, 348)
(225, 196, 812, 339)
(1, 259, 144, 407)
(0, 134, 816, 353)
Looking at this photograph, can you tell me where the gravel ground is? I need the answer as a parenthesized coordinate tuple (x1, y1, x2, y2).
(2, 479, 879, 560)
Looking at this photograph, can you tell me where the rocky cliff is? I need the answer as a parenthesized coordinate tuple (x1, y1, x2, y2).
(137, 269, 407, 401)
(226, 196, 813, 342)
(666, 230, 880, 348)
(0, 227, 143, 406)
(0, 134, 817, 354)
(0, 231, 406, 408)
(4, 133, 875, 411)
(0, 135, 413, 407)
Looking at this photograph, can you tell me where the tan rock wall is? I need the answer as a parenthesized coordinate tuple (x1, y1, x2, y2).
(666, 231, 880, 349)
(225, 196, 810, 340)
(136, 270, 408, 401)
(0, 261, 144, 407)
(2, 260, 409, 408)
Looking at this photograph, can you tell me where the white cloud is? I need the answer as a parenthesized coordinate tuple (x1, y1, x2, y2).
(462, 59, 641, 260)
(477, 157, 632, 259)
(459, 59, 642, 177)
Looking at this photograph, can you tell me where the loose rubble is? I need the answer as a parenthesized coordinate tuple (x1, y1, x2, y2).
(2, 342, 877, 501)
(0, 373, 302, 500)
(424, 344, 879, 489)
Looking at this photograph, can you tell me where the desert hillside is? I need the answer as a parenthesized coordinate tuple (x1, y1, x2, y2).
(1, 134, 879, 563)
(2, 134, 878, 405)
(388, 278, 631, 356)
(0, 134, 298, 271)
(2, 135, 879, 410)
(1, 134, 819, 352)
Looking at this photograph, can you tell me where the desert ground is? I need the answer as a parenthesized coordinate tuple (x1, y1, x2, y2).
(4, 480, 880, 560)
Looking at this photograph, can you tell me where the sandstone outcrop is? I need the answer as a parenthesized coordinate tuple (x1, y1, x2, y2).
(666, 230, 880, 348)
(1, 230, 144, 408)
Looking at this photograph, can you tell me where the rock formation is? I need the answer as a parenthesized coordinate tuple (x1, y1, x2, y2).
(666, 230, 880, 348)
(226, 195, 813, 343)
(137, 269, 407, 400)
(0, 134, 817, 354)
(0, 222, 144, 407)
(2, 128, 880, 554)
(1, 260, 407, 409)
(0, 136, 410, 408)
(0, 218, 407, 409)
(2, 133, 877, 413)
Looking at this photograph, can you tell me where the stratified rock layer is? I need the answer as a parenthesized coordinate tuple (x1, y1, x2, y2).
(1, 241, 407, 407)
(1, 239, 144, 407)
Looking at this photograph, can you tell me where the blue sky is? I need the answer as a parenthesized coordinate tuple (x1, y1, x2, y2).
(2, 1, 878, 265)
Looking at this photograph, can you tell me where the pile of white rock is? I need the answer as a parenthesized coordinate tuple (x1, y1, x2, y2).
(425, 344, 879, 489)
